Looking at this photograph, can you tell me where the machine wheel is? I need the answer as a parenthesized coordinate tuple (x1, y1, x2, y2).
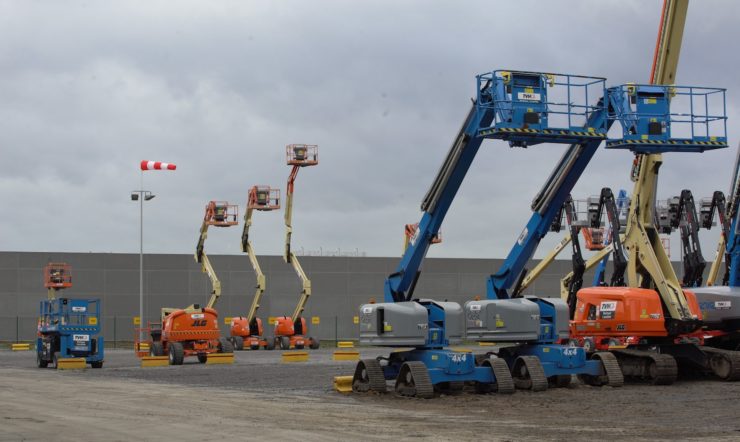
(197, 354, 208, 364)
(36, 352, 48, 368)
(265, 340, 275, 350)
(250, 342, 260, 350)
(169, 342, 184, 365)
(394, 361, 434, 399)
(295, 342, 305, 350)
(549, 375, 572, 388)
(150, 342, 164, 357)
(279, 336, 291, 350)
(352, 359, 387, 393)
(232, 336, 244, 351)
(91, 361, 104, 369)
(308, 336, 320, 350)
(218, 337, 234, 354)
(582, 338, 595, 354)
(512, 356, 548, 392)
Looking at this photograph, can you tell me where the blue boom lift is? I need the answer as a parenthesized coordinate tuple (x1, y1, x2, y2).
(354, 70, 624, 397)
(37, 263, 104, 369)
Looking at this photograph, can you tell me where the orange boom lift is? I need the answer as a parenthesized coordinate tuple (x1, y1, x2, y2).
(229, 186, 281, 350)
(273, 144, 320, 350)
(142, 201, 238, 364)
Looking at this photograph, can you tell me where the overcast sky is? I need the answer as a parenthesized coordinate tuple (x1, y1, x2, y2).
(1, 0, 738, 262)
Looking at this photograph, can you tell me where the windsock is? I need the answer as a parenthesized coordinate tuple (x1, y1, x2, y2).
(140, 160, 176, 171)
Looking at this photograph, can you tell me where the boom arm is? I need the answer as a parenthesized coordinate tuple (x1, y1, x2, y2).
(617, 0, 697, 333)
(487, 106, 611, 299)
(241, 206, 265, 323)
(386, 101, 494, 303)
(195, 221, 221, 309)
(285, 165, 311, 322)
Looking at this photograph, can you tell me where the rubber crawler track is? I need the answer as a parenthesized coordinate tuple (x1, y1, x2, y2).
(593, 351, 624, 387)
(489, 358, 515, 394)
(514, 356, 548, 392)
(700, 346, 740, 381)
(612, 349, 677, 385)
(353, 359, 387, 393)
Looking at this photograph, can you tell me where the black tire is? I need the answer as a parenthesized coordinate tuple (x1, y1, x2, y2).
(250, 343, 260, 350)
(232, 336, 244, 351)
(279, 336, 291, 350)
(169, 342, 184, 365)
(36, 352, 48, 368)
(150, 342, 164, 357)
(295, 342, 305, 350)
(265, 339, 275, 350)
(218, 337, 234, 354)
(197, 354, 208, 363)
(308, 336, 320, 350)
(91, 361, 104, 369)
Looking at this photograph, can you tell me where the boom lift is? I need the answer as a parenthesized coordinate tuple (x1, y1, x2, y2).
(37, 263, 104, 368)
(657, 190, 706, 287)
(230, 186, 281, 350)
(354, 70, 623, 397)
(403, 223, 441, 253)
(572, 0, 738, 383)
(592, 189, 630, 287)
(691, 146, 740, 363)
(510, 189, 628, 298)
(273, 144, 320, 350)
(560, 188, 628, 318)
(143, 201, 237, 365)
(701, 190, 730, 286)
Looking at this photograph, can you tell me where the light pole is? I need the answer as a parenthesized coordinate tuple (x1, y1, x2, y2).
(131, 189, 155, 339)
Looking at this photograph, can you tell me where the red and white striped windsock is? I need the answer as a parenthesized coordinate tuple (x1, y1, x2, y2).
(140, 160, 176, 171)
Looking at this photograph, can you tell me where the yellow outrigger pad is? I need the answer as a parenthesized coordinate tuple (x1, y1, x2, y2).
(334, 376, 353, 393)
(478, 342, 496, 346)
(333, 350, 360, 361)
(141, 356, 169, 367)
(282, 351, 309, 363)
(206, 353, 234, 365)
(57, 358, 86, 370)
(11, 343, 31, 351)
(337, 341, 355, 348)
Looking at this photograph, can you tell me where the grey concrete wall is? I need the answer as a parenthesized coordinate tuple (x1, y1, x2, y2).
(0, 251, 687, 341)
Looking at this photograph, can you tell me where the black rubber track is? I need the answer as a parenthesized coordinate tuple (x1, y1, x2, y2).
(593, 351, 624, 387)
(612, 349, 677, 385)
(352, 358, 387, 393)
(489, 358, 515, 394)
(513, 356, 548, 392)
(700, 346, 740, 381)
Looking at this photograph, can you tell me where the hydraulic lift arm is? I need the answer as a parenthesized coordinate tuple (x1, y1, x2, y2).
(284, 147, 316, 322)
(703, 191, 730, 286)
(195, 221, 221, 309)
(386, 101, 494, 302)
(487, 108, 611, 299)
(242, 206, 264, 323)
(673, 190, 706, 287)
(619, 0, 698, 333)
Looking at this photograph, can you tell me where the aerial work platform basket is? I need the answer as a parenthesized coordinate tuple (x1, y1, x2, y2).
(286, 144, 318, 166)
(204, 201, 238, 226)
(249, 185, 281, 211)
(476, 70, 607, 147)
(606, 83, 728, 153)
(44, 263, 72, 289)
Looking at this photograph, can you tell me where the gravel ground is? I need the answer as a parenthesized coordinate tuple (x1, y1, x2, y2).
(1, 348, 740, 441)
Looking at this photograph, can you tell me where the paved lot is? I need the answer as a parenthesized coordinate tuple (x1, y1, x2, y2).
(1, 348, 740, 441)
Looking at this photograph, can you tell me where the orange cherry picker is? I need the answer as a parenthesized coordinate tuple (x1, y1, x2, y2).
(273, 144, 320, 350)
(229, 186, 281, 350)
(142, 201, 237, 364)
